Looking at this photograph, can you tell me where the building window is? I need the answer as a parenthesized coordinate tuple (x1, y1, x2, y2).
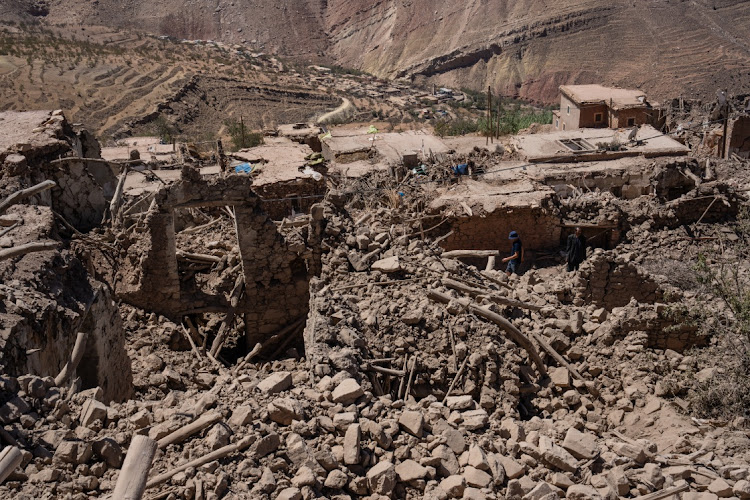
(595, 113, 603, 122)
(562, 123, 566, 130)
(555, 119, 559, 128)
(567, 106, 570, 115)
(627, 117, 635, 126)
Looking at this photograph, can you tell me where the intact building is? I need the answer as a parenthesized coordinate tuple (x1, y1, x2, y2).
(553, 84, 653, 131)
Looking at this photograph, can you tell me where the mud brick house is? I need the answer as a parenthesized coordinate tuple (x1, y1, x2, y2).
(553, 84, 653, 131)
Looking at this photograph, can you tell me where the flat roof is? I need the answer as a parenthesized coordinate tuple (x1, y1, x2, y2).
(323, 128, 450, 164)
(513, 125, 689, 162)
(231, 137, 315, 186)
(560, 84, 648, 110)
(0, 110, 62, 154)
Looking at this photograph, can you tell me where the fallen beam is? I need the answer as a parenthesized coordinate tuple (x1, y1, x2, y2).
(530, 332, 583, 381)
(0, 446, 23, 484)
(55, 331, 88, 387)
(441, 278, 541, 311)
(442, 250, 499, 259)
(0, 241, 59, 261)
(428, 289, 547, 377)
(112, 435, 157, 500)
(157, 411, 223, 449)
(0, 180, 56, 215)
(146, 436, 254, 489)
(633, 483, 690, 500)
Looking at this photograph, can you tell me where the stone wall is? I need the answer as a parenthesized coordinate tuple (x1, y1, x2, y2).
(115, 173, 321, 346)
(441, 206, 562, 258)
(572, 250, 662, 310)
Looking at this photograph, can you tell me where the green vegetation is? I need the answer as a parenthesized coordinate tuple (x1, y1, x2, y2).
(688, 208, 750, 420)
(224, 118, 263, 151)
(433, 105, 553, 137)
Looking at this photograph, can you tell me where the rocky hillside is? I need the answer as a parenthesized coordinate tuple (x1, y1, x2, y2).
(2, 0, 750, 102)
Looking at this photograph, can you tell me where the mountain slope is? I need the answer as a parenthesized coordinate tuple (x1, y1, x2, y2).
(2, 0, 750, 103)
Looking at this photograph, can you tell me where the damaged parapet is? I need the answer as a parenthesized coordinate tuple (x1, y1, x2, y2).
(0, 110, 116, 231)
(115, 172, 323, 345)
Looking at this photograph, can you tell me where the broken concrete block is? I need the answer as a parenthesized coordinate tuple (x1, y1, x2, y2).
(445, 395, 474, 411)
(395, 459, 428, 482)
(708, 478, 734, 498)
(733, 480, 750, 500)
(562, 428, 598, 460)
(611, 442, 648, 464)
(398, 410, 424, 437)
(80, 399, 107, 427)
(343, 423, 361, 465)
(497, 455, 526, 480)
(268, 397, 303, 425)
(566, 484, 602, 500)
(467, 444, 490, 471)
(371, 256, 401, 273)
(524, 481, 562, 500)
(291, 466, 316, 487)
(551, 367, 571, 388)
(366, 460, 396, 495)
(257, 371, 292, 394)
(440, 474, 466, 498)
(332, 378, 364, 404)
(463, 466, 492, 488)
(461, 409, 489, 430)
(228, 405, 254, 428)
(92, 438, 123, 468)
(324, 469, 348, 489)
(540, 435, 577, 473)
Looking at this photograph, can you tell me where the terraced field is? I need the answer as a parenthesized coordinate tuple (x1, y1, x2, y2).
(0, 25, 337, 142)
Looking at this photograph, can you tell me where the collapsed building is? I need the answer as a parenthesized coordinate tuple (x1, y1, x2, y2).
(0, 108, 749, 500)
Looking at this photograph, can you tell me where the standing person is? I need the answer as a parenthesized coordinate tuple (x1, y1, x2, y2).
(502, 231, 522, 276)
(565, 227, 587, 272)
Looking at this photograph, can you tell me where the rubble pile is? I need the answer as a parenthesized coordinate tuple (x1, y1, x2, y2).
(0, 108, 750, 500)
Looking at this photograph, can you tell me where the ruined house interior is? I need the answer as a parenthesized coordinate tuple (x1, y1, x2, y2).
(0, 85, 750, 500)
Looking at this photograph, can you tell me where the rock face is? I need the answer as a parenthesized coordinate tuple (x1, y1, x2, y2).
(11, 3, 750, 103)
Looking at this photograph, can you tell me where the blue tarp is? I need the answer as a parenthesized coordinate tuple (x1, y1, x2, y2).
(234, 163, 255, 174)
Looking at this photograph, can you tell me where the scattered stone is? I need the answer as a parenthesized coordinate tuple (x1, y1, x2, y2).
(257, 371, 292, 394)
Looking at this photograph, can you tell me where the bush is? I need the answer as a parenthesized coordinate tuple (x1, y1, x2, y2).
(224, 118, 263, 151)
(687, 208, 750, 420)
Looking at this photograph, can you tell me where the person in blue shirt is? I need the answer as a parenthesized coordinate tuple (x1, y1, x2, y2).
(502, 230, 522, 276)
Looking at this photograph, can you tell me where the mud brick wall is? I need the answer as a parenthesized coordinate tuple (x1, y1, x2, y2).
(441, 206, 562, 255)
(116, 174, 319, 345)
(573, 250, 661, 310)
(251, 177, 327, 219)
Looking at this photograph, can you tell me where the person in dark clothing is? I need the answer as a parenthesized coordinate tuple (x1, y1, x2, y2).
(502, 230, 522, 276)
(565, 227, 587, 272)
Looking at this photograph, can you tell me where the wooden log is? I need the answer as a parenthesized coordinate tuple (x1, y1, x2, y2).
(485, 255, 496, 272)
(428, 289, 547, 377)
(0, 446, 23, 484)
(633, 483, 690, 500)
(209, 275, 245, 357)
(146, 436, 254, 489)
(112, 435, 157, 500)
(529, 332, 583, 381)
(397, 357, 409, 399)
(180, 325, 202, 359)
(363, 364, 405, 377)
(460, 202, 473, 217)
(0, 241, 59, 261)
(109, 165, 129, 221)
(180, 218, 221, 235)
(268, 322, 305, 359)
(405, 356, 417, 399)
(443, 354, 469, 403)
(176, 250, 223, 264)
(0, 180, 56, 215)
(441, 250, 499, 259)
(55, 331, 88, 387)
(0, 222, 19, 237)
(441, 278, 541, 311)
(233, 343, 262, 375)
(157, 411, 222, 449)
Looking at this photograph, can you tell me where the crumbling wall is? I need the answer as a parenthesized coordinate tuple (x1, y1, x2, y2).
(442, 206, 561, 256)
(0, 206, 132, 402)
(572, 250, 662, 310)
(115, 173, 320, 345)
(0, 110, 116, 231)
(251, 177, 327, 219)
(727, 115, 750, 158)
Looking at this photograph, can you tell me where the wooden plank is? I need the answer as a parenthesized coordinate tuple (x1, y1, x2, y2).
(442, 250, 499, 259)
(530, 332, 584, 381)
(0, 180, 56, 215)
(112, 435, 158, 500)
